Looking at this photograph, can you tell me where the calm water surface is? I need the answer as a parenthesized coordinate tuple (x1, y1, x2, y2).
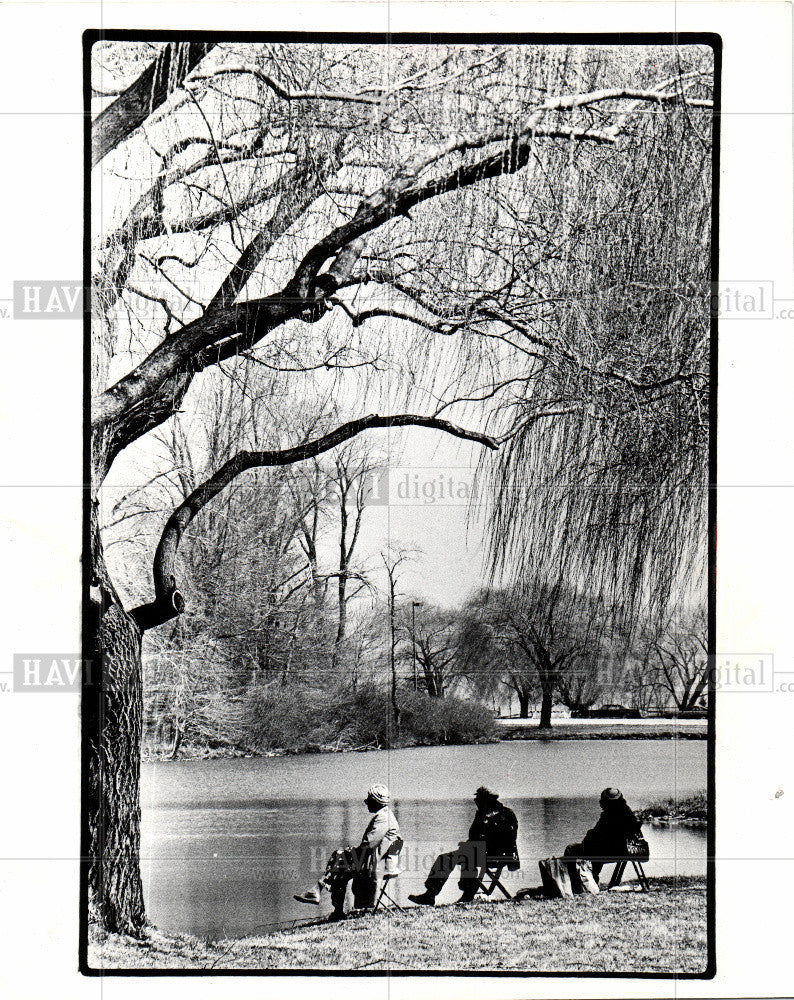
(140, 740, 707, 939)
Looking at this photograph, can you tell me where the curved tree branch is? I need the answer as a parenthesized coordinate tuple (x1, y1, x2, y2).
(188, 54, 472, 105)
(130, 413, 498, 630)
(94, 75, 709, 467)
(189, 64, 384, 105)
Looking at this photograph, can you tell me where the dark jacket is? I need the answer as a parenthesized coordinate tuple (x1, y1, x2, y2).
(468, 801, 520, 868)
(582, 803, 643, 858)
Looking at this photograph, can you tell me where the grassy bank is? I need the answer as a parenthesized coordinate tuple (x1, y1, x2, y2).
(89, 876, 707, 973)
(142, 732, 499, 763)
(639, 791, 707, 827)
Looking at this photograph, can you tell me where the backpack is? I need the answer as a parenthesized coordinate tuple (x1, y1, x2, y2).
(484, 805, 520, 869)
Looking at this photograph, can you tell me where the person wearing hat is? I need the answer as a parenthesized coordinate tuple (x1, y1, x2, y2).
(409, 786, 519, 906)
(294, 784, 401, 917)
(563, 787, 646, 882)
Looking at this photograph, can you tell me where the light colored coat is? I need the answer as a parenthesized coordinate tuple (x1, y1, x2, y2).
(359, 806, 402, 874)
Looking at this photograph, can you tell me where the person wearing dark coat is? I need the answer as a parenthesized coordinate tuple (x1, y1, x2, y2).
(564, 787, 645, 881)
(409, 786, 520, 905)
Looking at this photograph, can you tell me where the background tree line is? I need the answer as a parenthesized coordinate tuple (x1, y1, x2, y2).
(105, 368, 709, 755)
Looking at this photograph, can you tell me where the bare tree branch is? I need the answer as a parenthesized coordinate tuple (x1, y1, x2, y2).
(130, 413, 498, 630)
(97, 82, 702, 452)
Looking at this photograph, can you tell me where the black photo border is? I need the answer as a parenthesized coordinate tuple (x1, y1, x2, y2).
(81, 28, 720, 980)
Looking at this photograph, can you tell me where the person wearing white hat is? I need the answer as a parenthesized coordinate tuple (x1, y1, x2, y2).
(294, 784, 401, 918)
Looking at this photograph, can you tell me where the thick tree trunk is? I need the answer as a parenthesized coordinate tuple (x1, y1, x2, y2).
(421, 666, 437, 697)
(85, 495, 147, 935)
(85, 599, 147, 934)
(169, 721, 183, 760)
(518, 691, 531, 719)
(538, 685, 554, 729)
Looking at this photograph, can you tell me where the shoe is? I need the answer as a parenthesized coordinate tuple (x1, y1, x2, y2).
(293, 890, 321, 905)
(456, 893, 476, 904)
(408, 891, 436, 906)
(515, 886, 546, 901)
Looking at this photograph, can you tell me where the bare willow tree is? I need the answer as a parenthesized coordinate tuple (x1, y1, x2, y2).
(648, 607, 709, 711)
(556, 652, 604, 716)
(281, 411, 383, 670)
(400, 604, 460, 697)
(460, 581, 611, 726)
(88, 38, 713, 932)
(327, 438, 383, 662)
(380, 548, 416, 731)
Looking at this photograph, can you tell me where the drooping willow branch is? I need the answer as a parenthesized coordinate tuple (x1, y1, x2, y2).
(94, 75, 710, 440)
(129, 413, 498, 631)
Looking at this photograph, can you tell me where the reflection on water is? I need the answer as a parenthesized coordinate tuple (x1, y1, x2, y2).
(140, 740, 707, 940)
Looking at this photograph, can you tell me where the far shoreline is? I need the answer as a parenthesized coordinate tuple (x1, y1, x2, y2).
(142, 722, 707, 763)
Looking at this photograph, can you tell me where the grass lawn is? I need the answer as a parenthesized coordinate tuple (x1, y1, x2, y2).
(88, 876, 707, 973)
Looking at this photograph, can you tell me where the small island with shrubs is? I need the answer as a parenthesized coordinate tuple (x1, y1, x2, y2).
(639, 791, 707, 828)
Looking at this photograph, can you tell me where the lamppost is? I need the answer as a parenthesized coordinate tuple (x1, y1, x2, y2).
(411, 601, 422, 691)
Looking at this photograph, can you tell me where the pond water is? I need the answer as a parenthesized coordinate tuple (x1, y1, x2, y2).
(140, 740, 707, 940)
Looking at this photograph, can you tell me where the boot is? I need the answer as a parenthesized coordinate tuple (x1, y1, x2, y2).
(408, 890, 436, 906)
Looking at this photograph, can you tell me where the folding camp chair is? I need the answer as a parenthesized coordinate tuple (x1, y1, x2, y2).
(606, 858, 650, 892)
(373, 837, 406, 914)
(475, 860, 512, 900)
(373, 871, 406, 913)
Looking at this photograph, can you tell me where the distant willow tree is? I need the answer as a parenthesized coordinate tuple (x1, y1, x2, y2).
(459, 582, 613, 727)
(89, 38, 713, 933)
(648, 608, 709, 712)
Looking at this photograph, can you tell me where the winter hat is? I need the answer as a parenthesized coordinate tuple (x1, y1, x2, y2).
(367, 784, 390, 805)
